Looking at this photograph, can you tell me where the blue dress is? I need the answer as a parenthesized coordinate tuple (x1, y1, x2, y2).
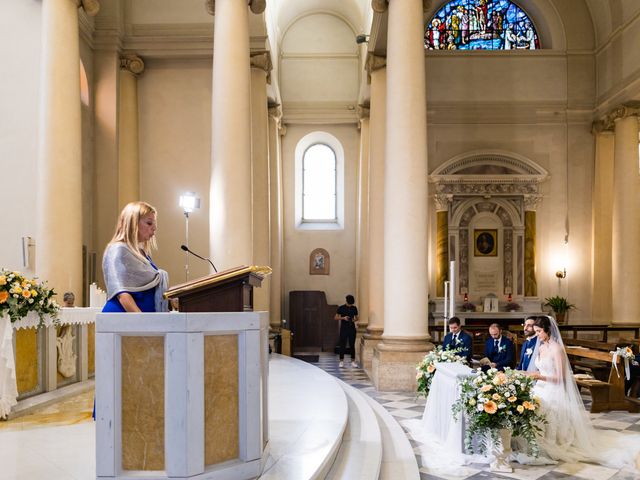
(102, 257, 159, 313)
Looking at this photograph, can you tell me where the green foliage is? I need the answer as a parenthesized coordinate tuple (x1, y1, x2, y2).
(544, 296, 575, 314)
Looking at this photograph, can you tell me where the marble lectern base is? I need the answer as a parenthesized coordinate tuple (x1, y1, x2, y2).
(95, 312, 269, 480)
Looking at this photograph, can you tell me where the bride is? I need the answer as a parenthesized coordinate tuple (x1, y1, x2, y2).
(523, 316, 640, 469)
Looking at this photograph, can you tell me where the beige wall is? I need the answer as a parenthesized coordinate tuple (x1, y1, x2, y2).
(138, 58, 213, 285)
(281, 124, 359, 321)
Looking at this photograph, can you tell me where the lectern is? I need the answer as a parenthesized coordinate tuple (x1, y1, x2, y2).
(164, 266, 272, 312)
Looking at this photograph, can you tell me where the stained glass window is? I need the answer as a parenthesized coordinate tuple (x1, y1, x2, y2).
(425, 0, 539, 51)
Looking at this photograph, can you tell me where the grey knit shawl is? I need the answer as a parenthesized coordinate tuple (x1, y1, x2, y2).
(102, 243, 168, 312)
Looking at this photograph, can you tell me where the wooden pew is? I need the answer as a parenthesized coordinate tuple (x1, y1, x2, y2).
(565, 346, 638, 413)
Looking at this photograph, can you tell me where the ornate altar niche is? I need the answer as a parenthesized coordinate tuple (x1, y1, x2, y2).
(430, 152, 548, 307)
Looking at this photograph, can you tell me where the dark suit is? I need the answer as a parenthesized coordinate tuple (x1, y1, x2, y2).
(442, 330, 473, 362)
(484, 336, 514, 370)
(517, 336, 538, 370)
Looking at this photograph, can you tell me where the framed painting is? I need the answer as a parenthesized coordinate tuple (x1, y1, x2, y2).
(474, 229, 498, 257)
(309, 248, 330, 275)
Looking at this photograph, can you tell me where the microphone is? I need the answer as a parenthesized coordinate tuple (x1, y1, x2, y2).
(180, 245, 218, 273)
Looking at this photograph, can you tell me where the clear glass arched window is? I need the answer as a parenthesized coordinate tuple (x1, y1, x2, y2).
(425, 0, 539, 51)
(302, 144, 337, 222)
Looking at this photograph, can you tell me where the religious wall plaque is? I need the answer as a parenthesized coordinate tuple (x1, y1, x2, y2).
(309, 248, 330, 275)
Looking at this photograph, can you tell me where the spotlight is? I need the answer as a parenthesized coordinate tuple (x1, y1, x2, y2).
(356, 34, 369, 44)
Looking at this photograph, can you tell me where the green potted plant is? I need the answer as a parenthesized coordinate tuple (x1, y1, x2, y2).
(544, 296, 575, 324)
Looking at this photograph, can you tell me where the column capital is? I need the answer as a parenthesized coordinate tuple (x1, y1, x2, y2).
(250, 51, 273, 84)
(434, 193, 451, 212)
(357, 104, 370, 120)
(371, 0, 388, 13)
(523, 195, 542, 212)
(120, 54, 145, 75)
(205, 0, 266, 15)
(268, 104, 282, 121)
(77, 0, 100, 16)
(365, 53, 386, 84)
(597, 101, 640, 132)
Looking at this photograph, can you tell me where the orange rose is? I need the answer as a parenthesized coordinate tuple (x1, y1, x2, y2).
(22, 289, 31, 298)
(523, 401, 535, 410)
(427, 365, 436, 373)
(480, 384, 492, 392)
(0, 291, 8, 304)
(484, 400, 498, 414)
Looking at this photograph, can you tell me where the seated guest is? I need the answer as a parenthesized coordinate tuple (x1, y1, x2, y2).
(517, 316, 539, 372)
(442, 317, 473, 362)
(62, 292, 75, 308)
(481, 323, 514, 371)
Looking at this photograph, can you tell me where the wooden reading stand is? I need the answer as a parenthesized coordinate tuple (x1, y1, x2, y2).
(566, 346, 638, 413)
(164, 265, 272, 312)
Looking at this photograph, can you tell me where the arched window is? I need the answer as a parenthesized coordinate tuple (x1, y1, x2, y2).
(295, 132, 344, 230)
(425, 0, 539, 51)
(302, 144, 336, 221)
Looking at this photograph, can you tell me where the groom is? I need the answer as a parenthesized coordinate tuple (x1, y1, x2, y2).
(517, 316, 539, 372)
(442, 317, 473, 363)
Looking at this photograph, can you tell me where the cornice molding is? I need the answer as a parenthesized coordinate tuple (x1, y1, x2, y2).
(120, 54, 145, 75)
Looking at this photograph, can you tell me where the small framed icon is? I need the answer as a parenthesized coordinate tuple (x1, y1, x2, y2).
(474, 229, 497, 257)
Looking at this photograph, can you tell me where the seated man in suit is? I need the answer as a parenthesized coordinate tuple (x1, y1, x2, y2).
(481, 323, 514, 371)
(517, 316, 539, 372)
(442, 317, 473, 363)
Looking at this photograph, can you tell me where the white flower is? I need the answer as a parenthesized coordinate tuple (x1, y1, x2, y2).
(525, 347, 533, 357)
(477, 404, 484, 412)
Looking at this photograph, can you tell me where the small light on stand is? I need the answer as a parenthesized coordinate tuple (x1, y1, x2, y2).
(179, 192, 201, 281)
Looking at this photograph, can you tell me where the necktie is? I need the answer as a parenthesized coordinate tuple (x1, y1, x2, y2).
(494, 339, 499, 349)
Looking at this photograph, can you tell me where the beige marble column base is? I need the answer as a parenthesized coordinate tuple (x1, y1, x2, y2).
(359, 327, 383, 374)
(371, 337, 433, 392)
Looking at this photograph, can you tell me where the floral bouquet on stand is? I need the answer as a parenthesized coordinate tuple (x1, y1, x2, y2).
(416, 346, 467, 398)
(611, 346, 639, 381)
(0, 269, 60, 327)
(452, 368, 545, 460)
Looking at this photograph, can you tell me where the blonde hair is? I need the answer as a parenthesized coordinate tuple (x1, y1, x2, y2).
(108, 201, 158, 261)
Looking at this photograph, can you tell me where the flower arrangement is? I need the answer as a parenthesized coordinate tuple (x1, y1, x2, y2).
(461, 301, 476, 312)
(611, 346, 639, 380)
(0, 269, 60, 326)
(416, 346, 467, 397)
(452, 368, 545, 456)
(505, 302, 520, 312)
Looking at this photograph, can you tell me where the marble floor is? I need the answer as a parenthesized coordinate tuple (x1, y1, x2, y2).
(310, 353, 640, 480)
(0, 354, 639, 480)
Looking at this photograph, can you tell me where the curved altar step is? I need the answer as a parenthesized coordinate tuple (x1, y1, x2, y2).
(260, 354, 348, 480)
(361, 392, 421, 480)
(325, 381, 382, 480)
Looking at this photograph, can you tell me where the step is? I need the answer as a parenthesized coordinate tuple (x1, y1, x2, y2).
(260, 354, 349, 480)
(325, 381, 383, 480)
(361, 393, 421, 480)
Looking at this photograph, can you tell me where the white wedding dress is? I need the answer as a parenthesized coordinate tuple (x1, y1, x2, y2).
(530, 341, 640, 470)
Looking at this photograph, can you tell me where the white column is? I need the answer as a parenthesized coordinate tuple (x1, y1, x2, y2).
(356, 108, 370, 328)
(361, 57, 385, 372)
(250, 53, 272, 312)
(591, 125, 614, 324)
(373, 0, 431, 391)
(36, 0, 95, 302)
(612, 109, 640, 324)
(268, 106, 284, 329)
(209, 0, 253, 269)
(117, 55, 144, 209)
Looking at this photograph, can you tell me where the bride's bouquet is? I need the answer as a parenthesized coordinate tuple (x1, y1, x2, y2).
(453, 368, 545, 456)
(0, 269, 60, 326)
(416, 346, 467, 398)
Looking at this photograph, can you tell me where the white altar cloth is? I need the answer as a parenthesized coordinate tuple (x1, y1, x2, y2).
(0, 308, 99, 418)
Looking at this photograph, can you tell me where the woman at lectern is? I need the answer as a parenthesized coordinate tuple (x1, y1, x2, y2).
(102, 201, 169, 313)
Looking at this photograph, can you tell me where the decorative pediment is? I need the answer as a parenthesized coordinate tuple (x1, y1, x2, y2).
(430, 151, 548, 199)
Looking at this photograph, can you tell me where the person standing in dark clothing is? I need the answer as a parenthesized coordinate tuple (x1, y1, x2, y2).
(335, 294, 358, 368)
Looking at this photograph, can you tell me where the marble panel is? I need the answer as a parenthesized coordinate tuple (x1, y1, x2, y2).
(87, 323, 95, 375)
(121, 335, 164, 471)
(204, 334, 239, 466)
(15, 328, 39, 395)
